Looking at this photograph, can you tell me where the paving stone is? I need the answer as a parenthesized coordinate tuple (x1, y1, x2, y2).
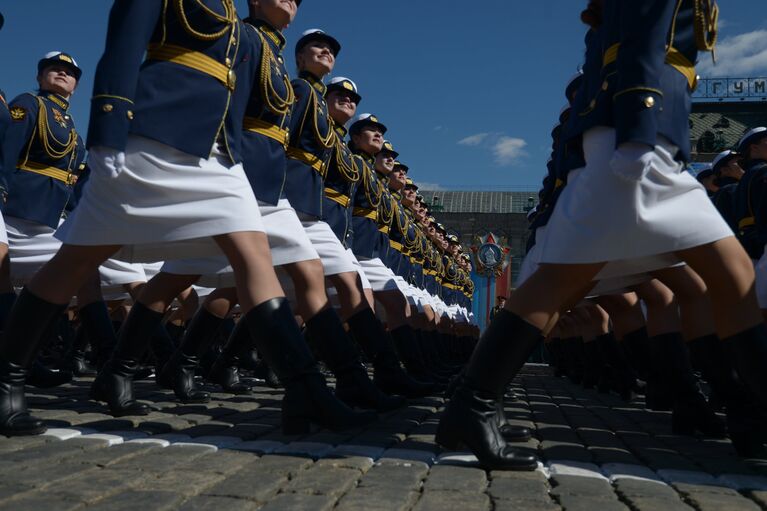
(380, 448, 435, 464)
(327, 444, 385, 461)
(613, 478, 679, 499)
(550, 475, 615, 498)
(423, 465, 488, 492)
(284, 466, 361, 496)
(0, 491, 83, 511)
(750, 491, 767, 508)
(274, 441, 334, 458)
(542, 441, 593, 462)
(335, 487, 419, 511)
(619, 497, 694, 511)
(684, 493, 762, 511)
(178, 495, 259, 510)
(257, 492, 336, 511)
(488, 470, 551, 502)
(553, 494, 629, 511)
(106, 444, 214, 473)
(315, 455, 374, 473)
(358, 461, 429, 490)
(81, 490, 186, 510)
(413, 491, 491, 511)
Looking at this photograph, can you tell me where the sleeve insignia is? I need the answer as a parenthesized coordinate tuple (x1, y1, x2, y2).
(10, 107, 26, 121)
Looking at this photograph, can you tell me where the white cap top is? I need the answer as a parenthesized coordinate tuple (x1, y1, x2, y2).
(738, 127, 767, 152)
(42, 51, 79, 68)
(328, 76, 358, 94)
(712, 149, 736, 170)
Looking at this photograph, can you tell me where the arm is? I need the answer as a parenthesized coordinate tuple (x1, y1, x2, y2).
(3, 94, 40, 195)
(613, 0, 676, 149)
(287, 79, 311, 146)
(87, 0, 163, 151)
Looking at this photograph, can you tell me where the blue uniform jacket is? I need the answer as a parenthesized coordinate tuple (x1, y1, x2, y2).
(240, 19, 293, 206)
(570, 0, 715, 162)
(350, 151, 384, 259)
(284, 72, 334, 218)
(322, 125, 359, 245)
(4, 92, 85, 228)
(733, 160, 767, 259)
(711, 179, 738, 233)
(88, 0, 252, 164)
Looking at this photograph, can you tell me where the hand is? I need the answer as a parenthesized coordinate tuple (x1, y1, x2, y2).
(89, 146, 126, 179)
(609, 142, 655, 183)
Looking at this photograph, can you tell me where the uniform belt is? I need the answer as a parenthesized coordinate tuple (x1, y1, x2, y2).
(243, 117, 289, 147)
(353, 207, 377, 221)
(324, 187, 350, 208)
(147, 43, 236, 91)
(739, 216, 755, 230)
(18, 162, 77, 185)
(390, 240, 403, 252)
(287, 147, 325, 175)
(602, 43, 697, 90)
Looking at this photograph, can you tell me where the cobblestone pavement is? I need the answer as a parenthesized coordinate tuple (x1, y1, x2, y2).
(3, 364, 767, 510)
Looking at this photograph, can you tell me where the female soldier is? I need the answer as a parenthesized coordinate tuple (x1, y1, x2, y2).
(0, 0, 373, 437)
(437, 0, 767, 470)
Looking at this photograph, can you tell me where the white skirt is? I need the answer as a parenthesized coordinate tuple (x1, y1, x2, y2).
(160, 198, 320, 288)
(357, 257, 400, 292)
(298, 214, 357, 276)
(6, 216, 146, 292)
(0, 210, 8, 246)
(538, 127, 732, 281)
(55, 135, 264, 262)
(516, 225, 548, 287)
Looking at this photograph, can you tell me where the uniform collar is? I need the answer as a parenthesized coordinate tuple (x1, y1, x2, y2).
(334, 124, 347, 138)
(391, 190, 402, 199)
(248, 18, 286, 49)
(41, 91, 70, 111)
(300, 71, 327, 94)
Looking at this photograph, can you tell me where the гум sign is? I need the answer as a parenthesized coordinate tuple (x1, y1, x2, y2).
(693, 77, 767, 101)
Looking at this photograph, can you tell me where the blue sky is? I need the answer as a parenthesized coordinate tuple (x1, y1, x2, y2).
(2, 1, 766, 190)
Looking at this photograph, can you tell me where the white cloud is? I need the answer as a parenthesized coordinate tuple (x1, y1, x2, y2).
(492, 137, 528, 165)
(458, 132, 528, 166)
(458, 133, 490, 146)
(698, 29, 767, 77)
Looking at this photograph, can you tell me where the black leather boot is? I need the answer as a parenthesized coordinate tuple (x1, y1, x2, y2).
(242, 298, 376, 434)
(27, 360, 73, 388)
(90, 303, 160, 416)
(660, 333, 725, 438)
(436, 310, 540, 470)
(346, 309, 436, 397)
(724, 323, 767, 410)
(305, 308, 405, 412)
(149, 323, 177, 374)
(495, 390, 532, 442)
(623, 326, 652, 381)
(390, 324, 448, 385)
(596, 333, 636, 401)
(158, 307, 223, 403)
(207, 319, 253, 394)
(61, 327, 97, 376)
(0, 292, 17, 331)
(78, 301, 117, 371)
(689, 335, 767, 458)
(646, 334, 674, 411)
(0, 289, 68, 435)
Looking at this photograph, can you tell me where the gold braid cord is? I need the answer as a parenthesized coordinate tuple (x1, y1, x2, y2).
(174, 0, 235, 41)
(361, 163, 382, 209)
(256, 30, 294, 116)
(332, 134, 360, 183)
(307, 89, 334, 149)
(694, 0, 718, 60)
(35, 97, 77, 163)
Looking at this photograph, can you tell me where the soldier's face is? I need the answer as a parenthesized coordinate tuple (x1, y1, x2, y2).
(353, 126, 384, 154)
(38, 65, 77, 97)
(750, 138, 767, 162)
(326, 90, 357, 124)
(297, 41, 335, 78)
(376, 151, 395, 172)
(402, 186, 415, 204)
(254, 0, 297, 29)
(720, 159, 744, 180)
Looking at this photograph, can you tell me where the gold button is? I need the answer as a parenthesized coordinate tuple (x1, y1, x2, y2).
(127, 110, 134, 120)
(225, 57, 232, 66)
(601, 81, 608, 91)
(643, 96, 655, 108)
(102, 104, 113, 113)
